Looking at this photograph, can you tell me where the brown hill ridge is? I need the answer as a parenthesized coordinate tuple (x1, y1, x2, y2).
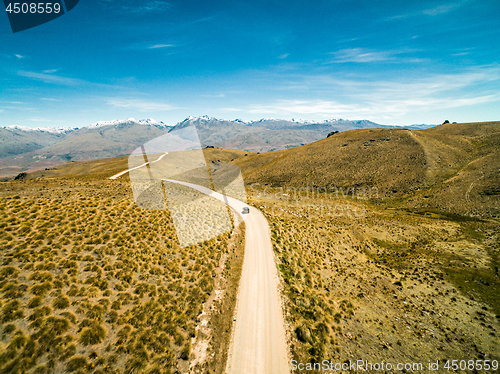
(234, 121, 500, 218)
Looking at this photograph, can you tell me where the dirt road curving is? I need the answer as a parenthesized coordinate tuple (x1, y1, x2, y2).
(108, 152, 168, 180)
(163, 180, 290, 374)
(108, 160, 290, 373)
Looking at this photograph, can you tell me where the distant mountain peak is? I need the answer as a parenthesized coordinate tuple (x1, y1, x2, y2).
(89, 118, 171, 129)
(291, 118, 310, 124)
(255, 118, 279, 122)
(181, 115, 217, 123)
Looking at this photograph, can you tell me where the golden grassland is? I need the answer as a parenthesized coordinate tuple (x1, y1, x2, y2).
(248, 189, 500, 370)
(1, 121, 499, 373)
(0, 178, 244, 374)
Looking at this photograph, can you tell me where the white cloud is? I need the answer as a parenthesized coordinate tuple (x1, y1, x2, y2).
(422, 3, 461, 16)
(43, 69, 58, 73)
(15, 54, 24, 59)
(100, 0, 171, 13)
(106, 98, 177, 112)
(386, 1, 465, 20)
(247, 100, 363, 117)
(200, 93, 225, 98)
(327, 48, 423, 64)
(149, 44, 175, 49)
(17, 71, 124, 89)
(220, 107, 242, 112)
(329, 48, 392, 63)
(40, 98, 61, 101)
(18, 71, 83, 85)
(30, 117, 51, 122)
(233, 65, 500, 121)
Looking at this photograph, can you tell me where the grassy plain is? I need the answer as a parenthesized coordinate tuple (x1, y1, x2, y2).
(248, 190, 500, 370)
(0, 176, 244, 374)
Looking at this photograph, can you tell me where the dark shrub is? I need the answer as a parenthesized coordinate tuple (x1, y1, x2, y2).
(80, 324, 106, 345)
(66, 356, 87, 372)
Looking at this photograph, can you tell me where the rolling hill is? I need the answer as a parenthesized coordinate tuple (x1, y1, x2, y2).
(233, 121, 500, 218)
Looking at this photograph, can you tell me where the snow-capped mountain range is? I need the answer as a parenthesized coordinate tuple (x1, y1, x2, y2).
(3, 125, 77, 135)
(2, 118, 172, 133)
(2, 116, 435, 134)
(89, 118, 171, 130)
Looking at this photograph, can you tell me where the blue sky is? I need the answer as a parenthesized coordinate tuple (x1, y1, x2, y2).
(1, 0, 499, 128)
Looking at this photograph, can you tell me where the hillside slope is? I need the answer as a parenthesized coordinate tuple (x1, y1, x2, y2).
(22, 148, 252, 181)
(235, 128, 427, 193)
(234, 121, 500, 218)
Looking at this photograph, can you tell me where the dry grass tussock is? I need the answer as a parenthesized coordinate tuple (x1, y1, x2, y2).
(0, 178, 241, 374)
(251, 191, 500, 370)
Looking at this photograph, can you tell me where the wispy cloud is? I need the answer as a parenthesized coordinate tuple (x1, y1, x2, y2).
(106, 98, 177, 112)
(0, 106, 36, 111)
(100, 0, 171, 13)
(278, 53, 290, 59)
(234, 65, 500, 120)
(200, 93, 225, 98)
(329, 48, 392, 63)
(125, 42, 177, 51)
(15, 54, 24, 59)
(43, 69, 58, 73)
(220, 107, 241, 112)
(386, 1, 466, 20)
(422, 3, 461, 16)
(30, 117, 52, 122)
(148, 44, 175, 49)
(40, 98, 61, 101)
(0, 101, 26, 104)
(247, 100, 363, 117)
(17, 71, 125, 89)
(327, 48, 423, 64)
(18, 71, 84, 85)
